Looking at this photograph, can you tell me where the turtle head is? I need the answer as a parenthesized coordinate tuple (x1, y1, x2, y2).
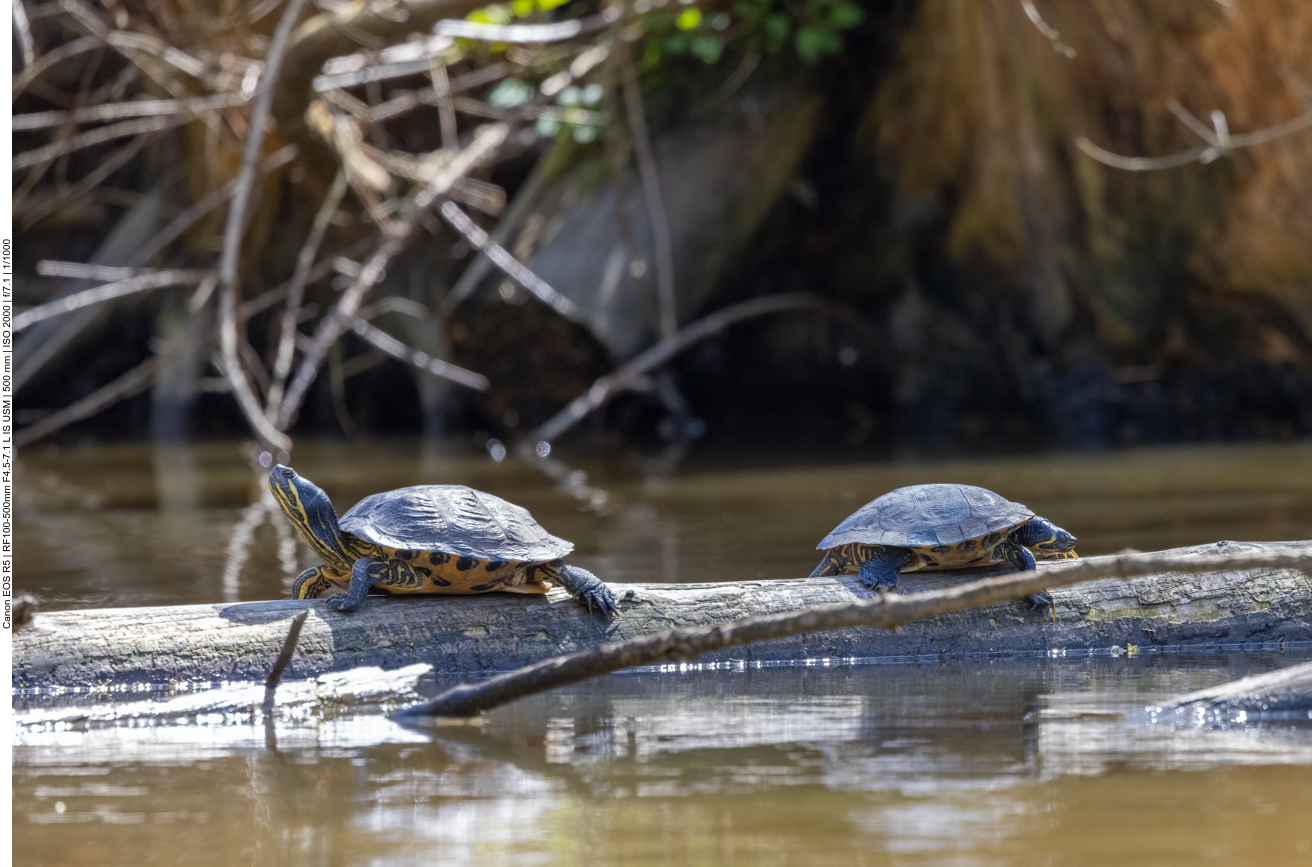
(1024, 516, 1078, 558)
(268, 465, 353, 569)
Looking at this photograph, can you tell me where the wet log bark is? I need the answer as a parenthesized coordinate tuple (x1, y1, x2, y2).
(12, 540, 1312, 689)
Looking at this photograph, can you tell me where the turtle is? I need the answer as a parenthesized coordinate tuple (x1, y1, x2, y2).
(809, 483, 1078, 606)
(268, 464, 619, 617)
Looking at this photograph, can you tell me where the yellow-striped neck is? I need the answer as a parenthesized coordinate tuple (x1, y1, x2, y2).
(268, 466, 372, 572)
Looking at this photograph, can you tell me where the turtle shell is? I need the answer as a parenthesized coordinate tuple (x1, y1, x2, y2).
(818, 483, 1034, 550)
(339, 485, 572, 562)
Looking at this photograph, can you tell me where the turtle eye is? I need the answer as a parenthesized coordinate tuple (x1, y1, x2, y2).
(281, 467, 295, 479)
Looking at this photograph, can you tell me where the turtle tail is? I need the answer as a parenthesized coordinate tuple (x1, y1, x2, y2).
(809, 550, 842, 578)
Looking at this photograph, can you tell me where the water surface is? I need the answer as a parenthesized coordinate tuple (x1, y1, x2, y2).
(12, 441, 1312, 865)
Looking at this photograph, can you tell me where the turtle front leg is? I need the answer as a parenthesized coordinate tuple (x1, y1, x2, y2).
(326, 557, 388, 612)
(292, 566, 340, 600)
(996, 539, 1052, 607)
(540, 561, 620, 618)
(857, 547, 914, 592)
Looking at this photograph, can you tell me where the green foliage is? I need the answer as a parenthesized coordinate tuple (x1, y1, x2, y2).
(730, 0, 864, 62)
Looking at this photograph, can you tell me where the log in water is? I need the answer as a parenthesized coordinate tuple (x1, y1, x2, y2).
(13, 541, 1312, 688)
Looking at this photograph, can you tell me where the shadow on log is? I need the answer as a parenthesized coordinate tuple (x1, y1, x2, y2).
(12, 541, 1312, 690)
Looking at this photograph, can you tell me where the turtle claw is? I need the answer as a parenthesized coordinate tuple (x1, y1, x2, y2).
(1027, 591, 1053, 608)
(326, 592, 361, 613)
(581, 586, 621, 619)
(559, 565, 621, 619)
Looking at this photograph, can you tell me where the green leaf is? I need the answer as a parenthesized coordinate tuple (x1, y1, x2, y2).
(468, 4, 512, 25)
(690, 34, 724, 63)
(676, 7, 703, 30)
(794, 25, 838, 60)
(830, 2, 864, 30)
(512, 0, 533, 16)
(664, 33, 689, 54)
(764, 13, 792, 43)
(487, 78, 534, 108)
(537, 0, 572, 9)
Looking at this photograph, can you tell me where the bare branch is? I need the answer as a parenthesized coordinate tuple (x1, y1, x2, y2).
(349, 317, 490, 391)
(397, 547, 1312, 718)
(1021, 0, 1075, 58)
(13, 91, 252, 131)
(137, 144, 300, 266)
(276, 123, 509, 431)
(12, 115, 190, 171)
(13, 0, 37, 71)
(14, 270, 212, 332)
(534, 294, 856, 443)
(216, 0, 309, 454)
(438, 200, 582, 320)
(12, 35, 98, 97)
(17, 133, 156, 229)
(610, 3, 676, 339)
(433, 7, 618, 43)
(1079, 100, 1312, 172)
(431, 59, 458, 150)
(15, 356, 161, 447)
(265, 170, 349, 419)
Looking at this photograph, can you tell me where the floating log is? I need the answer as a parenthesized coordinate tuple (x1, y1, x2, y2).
(13, 541, 1312, 689)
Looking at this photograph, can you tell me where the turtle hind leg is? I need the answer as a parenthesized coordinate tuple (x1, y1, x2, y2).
(539, 562, 620, 618)
(327, 557, 387, 612)
(997, 539, 1052, 607)
(857, 548, 914, 593)
(292, 566, 340, 600)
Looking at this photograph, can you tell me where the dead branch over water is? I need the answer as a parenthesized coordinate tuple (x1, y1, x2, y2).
(398, 546, 1312, 718)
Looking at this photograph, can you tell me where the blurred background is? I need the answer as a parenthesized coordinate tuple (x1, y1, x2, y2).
(10, 0, 1312, 607)
(14, 0, 1312, 454)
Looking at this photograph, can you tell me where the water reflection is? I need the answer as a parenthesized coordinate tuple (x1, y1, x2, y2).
(14, 653, 1312, 866)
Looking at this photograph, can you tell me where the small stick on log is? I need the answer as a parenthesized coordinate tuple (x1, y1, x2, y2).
(262, 610, 310, 716)
(397, 547, 1312, 718)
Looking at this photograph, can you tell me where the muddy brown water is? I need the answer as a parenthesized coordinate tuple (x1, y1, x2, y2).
(12, 442, 1312, 865)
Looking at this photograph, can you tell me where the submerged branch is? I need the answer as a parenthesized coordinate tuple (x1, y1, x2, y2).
(397, 547, 1312, 718)
(262, 610, 310, 716)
